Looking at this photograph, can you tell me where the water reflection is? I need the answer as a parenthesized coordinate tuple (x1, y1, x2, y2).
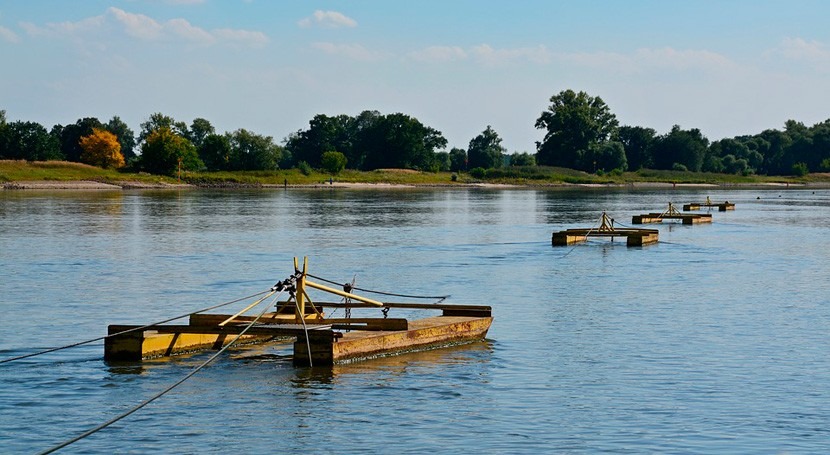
(289, 340, 494, 388)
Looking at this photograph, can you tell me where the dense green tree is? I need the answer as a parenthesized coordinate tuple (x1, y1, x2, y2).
(228, 129, 281, 171)
(104, 116, 137, 162)
(0, 110, 8, 156)
(509, 152, 536, 167)
(140, 127, 202, 175)
(535, 89, 618, 170)
(432, 151, 451, 172)
(285, 114, 354, 168)
(448, 147, 467, 171)
(806, 120, 830, 171)
(188, 118, 214, 150)
(139, 113, 188, 144)
(721, 154, 750, 174)
(56, 117, 102, 162)
(359, 113, 446, 170)
(1, 120, 62, 160)
(346, 110, 382, 169)
(467, 126, 506, 169)
(617, 125, 655, 170)
(585, 141, 627, 172)
(198, 133, 232, 171)
(709, 138, 749, 173)
(651, 125, 708, 172)
(321, 151, 347, 174)
(757, 129, 792, 175)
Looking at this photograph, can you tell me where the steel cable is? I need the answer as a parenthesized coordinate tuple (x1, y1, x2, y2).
(306, 273, 449, 301)
(36, 290, 283, 455)
(0, 289, 273, 365)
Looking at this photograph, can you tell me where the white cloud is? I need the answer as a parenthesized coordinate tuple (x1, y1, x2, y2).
(213, 28, 268, 47)
(408, 46, 467, 63)
(0, 25, 20, 43)
(298, 10, 357, 29)
(167, 18, 215, 43)
(18, 8, 268, 47)
(312, 42, 386, 62)
(770, 37, 830, 65)
(21, 14, 106, 37)
(108, 8, 163, 40)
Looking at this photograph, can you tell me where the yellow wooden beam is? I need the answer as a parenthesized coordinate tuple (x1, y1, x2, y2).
(304, 279, 384, 307)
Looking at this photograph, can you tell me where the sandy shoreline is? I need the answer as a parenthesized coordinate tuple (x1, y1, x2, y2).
(1, 179, 824, 191)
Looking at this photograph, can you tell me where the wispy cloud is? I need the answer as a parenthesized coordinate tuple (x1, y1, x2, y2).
(108, 8, 163, 40)
(0, 25, 20, 43)
(20, 7, 267, 47)
(21, 14, 106, 37)
(769, 37, 830, 66)
(311, 42, 386, 62)
(407, 46, 467, 63)
(298, 10, 357, 29)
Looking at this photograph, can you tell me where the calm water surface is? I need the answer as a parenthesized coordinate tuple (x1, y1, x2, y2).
(1, 187, 829, 453)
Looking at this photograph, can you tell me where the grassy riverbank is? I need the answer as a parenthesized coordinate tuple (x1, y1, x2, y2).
(2, 160, 829, 188)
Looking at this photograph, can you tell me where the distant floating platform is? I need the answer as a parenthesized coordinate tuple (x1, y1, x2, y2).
(552, 211, 659, 247)
(683, 200, 735, 211)
(632, 203, 713, 224)
(552, 228, 659, 246)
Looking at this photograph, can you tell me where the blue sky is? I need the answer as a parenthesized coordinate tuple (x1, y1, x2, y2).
(2, 1, 829, 153)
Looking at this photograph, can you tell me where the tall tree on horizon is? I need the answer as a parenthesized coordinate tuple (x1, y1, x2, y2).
(535, 89, 618, 171)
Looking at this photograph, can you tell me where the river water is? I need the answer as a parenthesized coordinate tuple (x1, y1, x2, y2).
(1, 186, 829, 453)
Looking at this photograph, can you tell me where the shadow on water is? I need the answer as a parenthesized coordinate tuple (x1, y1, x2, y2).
(287, 340, 495, 388)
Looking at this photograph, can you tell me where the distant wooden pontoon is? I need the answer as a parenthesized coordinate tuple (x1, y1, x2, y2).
(683, 196, 735, 212)
(552, 211, 659, 247)
(632, 202, 713, 225)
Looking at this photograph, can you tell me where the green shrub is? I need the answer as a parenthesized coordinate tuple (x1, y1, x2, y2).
(792, 162, 809, 177)
(298, 161, 313, 176)
(320, 151, 347, 174)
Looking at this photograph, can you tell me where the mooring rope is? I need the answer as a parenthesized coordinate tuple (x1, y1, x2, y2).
(294, 299, 314, 368)
(36, 290, 284, 455)
(306, 273, 450, 301)
(0, 289, 273, 365)
(555, 212, 606, 258)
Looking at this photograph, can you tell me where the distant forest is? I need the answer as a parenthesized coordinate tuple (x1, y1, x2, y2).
(1, 89, 828, 177)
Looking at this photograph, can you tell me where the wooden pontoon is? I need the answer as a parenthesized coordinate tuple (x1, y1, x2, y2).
(105, 258, 492, 366)
(632, 202, 713, 225)
(683, 196, 735, 212)
(552, 212, 659, 247)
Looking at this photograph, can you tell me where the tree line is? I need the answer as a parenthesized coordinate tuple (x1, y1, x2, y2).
(2, 90, 829, 177)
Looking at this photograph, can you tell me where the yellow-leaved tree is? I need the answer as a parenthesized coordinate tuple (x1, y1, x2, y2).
(79, 128, 125, 169)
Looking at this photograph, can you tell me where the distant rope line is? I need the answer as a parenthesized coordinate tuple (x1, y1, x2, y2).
(36, 290, 282, 455)
(0, 289, 273, 365)
(306, 273, 450, 301)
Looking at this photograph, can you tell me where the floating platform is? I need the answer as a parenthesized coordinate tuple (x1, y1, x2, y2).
(683, 197, 735, 212)
(552, 211, 659, 247)
(632, 202, 713, 225)
(105, 258, 492, 366)
(105, 304, 492, 365)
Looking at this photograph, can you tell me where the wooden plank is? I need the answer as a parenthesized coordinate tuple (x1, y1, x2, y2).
(293, 316, 494, 366)
(323, 318, 409, 330)
(295, 301, 492, 315)
(107, 324, 325, 337)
